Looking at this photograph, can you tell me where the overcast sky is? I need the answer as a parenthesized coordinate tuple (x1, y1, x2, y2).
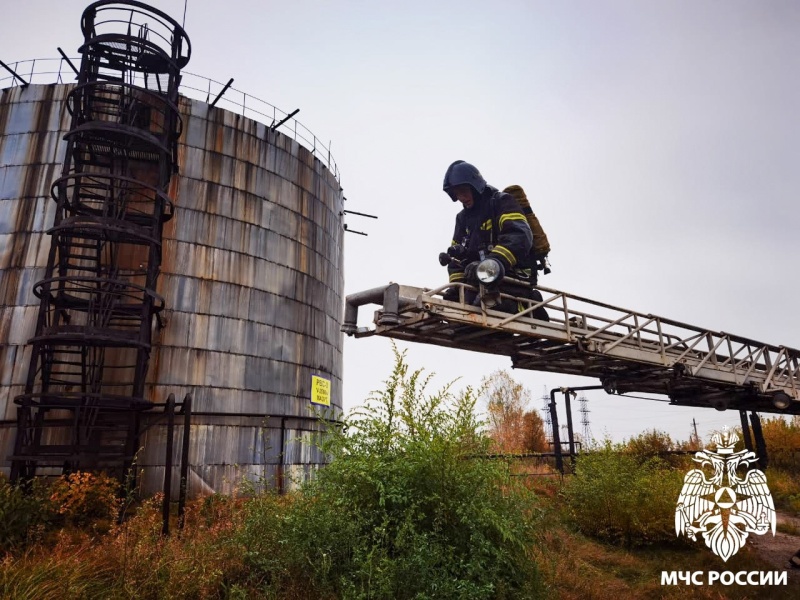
(3, 0, 799, 444)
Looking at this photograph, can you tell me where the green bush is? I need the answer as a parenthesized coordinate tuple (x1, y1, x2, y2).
(764, 468, 800, 514)
(240, 346, 544, 599)
(562, 441, 684, 548)
(0, 476, 53, 552)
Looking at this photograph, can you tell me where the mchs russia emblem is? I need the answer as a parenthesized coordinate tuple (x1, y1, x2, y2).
(675, 429, 775, 562)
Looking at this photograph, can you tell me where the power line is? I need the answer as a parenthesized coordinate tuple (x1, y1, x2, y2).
(615, 393, 672, 403)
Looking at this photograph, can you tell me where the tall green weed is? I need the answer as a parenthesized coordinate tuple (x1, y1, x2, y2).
(240, 346, 544, 599)
(562, 441, 684, 548)
(0, 476, 53, 552)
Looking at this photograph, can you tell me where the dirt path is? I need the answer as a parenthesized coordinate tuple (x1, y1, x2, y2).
(746, 512, 800, 585)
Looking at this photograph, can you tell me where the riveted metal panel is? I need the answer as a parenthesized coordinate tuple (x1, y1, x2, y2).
(0, 85, 71, 434)
(140, 95, 344, 497)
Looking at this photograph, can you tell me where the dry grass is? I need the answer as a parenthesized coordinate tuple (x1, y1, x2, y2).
(1, 451, 798, 599)
(532, 519, 798, 600)
(521, 449, 800, 600)
(0, 493, 253, 600)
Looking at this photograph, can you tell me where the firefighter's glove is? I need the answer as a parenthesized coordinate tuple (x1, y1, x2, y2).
(438, 252, 451, 266)
(447, 244, 468, 261)
(464, 261, 481, 282)
(442, 287, 459, 302)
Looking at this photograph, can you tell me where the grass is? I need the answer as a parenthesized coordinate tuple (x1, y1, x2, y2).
(1, 374, 797, 599)
(0, 474, 798, 599)
(533, 519, 798, 600)
(777, 521, 800, 536)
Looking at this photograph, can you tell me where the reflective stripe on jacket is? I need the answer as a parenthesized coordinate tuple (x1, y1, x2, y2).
(447, 186, 533, 281)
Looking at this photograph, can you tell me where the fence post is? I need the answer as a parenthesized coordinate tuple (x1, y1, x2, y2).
(162, 394, 176, 536)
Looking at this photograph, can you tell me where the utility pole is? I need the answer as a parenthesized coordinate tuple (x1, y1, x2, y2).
(691, 418, 700, 449)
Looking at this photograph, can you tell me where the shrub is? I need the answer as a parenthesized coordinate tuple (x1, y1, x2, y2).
(623, 429, 695, 469)
(763, 468, 800, 514)
(0, 476, 53, 552)
(624, 429, 674, 455)
(760, 416, 800, 471)
(562, 441, 684, 547)
(48, 472, 119, 526)
(240, 346, 544, 599)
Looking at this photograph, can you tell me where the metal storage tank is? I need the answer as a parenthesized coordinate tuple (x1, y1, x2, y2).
(0, 84, 68, 473)
(140, 95, 345, 495)
(1, 62, 344, 495)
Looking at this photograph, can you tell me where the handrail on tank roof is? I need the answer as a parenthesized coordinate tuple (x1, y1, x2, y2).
(0, 56, 341, 184)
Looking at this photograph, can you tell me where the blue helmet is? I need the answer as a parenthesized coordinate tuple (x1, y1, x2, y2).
(443, 160, 487, 201)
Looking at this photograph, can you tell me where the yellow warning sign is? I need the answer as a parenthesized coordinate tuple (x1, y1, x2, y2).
(311, 375, 331, 407)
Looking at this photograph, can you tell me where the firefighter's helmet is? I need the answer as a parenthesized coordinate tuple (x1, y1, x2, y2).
(443, 160, 487, 201)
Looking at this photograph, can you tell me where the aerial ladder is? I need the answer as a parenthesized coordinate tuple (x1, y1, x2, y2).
(342, 280, 800, 454)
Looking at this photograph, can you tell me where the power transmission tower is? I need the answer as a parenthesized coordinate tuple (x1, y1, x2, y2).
(579, 394, 592, 445)
(541, 387, 553, 445)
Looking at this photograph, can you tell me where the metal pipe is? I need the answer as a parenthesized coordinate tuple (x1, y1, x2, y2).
(277, 416, 286, 495)
(563, 389, 576, 468)
(561, 385, 603, 465)
(343, 209, 378, 219)
(271, 108, 300, 131)
(162, 393, 175, 536)
(177, 393, 192, 530)
(739, 410, 754, 452)
(342, 283, 404, 334)
(0, 59, 28, 87)
(344, 224, 368, 236)
(549, 388, 563, 475)
(56, 48, 79, 76)
(749, 412, 768, 470)
(9, 406, 28, 482)
(209, 77, 234, 108)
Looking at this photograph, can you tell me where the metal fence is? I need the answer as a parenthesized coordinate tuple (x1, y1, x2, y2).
(0, 57, 341, 183)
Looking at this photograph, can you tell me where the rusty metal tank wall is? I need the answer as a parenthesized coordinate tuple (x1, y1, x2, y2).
(0, 84, 345, 493)
(0, 85, 70, 471)
(138, 95, 345, 496)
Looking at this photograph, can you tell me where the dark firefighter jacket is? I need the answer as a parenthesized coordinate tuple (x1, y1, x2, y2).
(447, 186, 533, 285)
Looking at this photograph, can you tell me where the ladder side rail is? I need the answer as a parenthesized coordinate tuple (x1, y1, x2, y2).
(415, 285, 666, 355)
(418, 288, 706, 367)
(766, 352, 799, 394)
(694, 332, 753, 378)
(741, 346, 768, 385)
(767, 352, 791, 390)
(687, 332, 729, 374)
(354, 283, 800, 401)
(782, 355, 800, 395)
(763, 347, 786, 389)
(421, 291, 800, 398)
(530, 289, 711, 358)
(601, 315, 659, 353)
(486, 290, 669, 355)
(491, 290, 565, 328)
(384, 303, 800, 400)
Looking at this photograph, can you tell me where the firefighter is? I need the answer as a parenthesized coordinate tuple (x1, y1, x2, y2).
(440, 160, 547, 321)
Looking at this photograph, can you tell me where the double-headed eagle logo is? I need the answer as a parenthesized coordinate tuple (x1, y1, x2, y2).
(675, 429, 775, 562)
